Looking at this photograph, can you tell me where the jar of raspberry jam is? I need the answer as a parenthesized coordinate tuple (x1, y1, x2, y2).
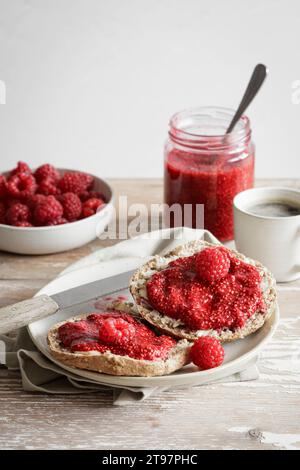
(164, 107, 255, 241)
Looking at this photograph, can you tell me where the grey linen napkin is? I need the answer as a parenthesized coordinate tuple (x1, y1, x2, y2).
(0, 228, 260, 405)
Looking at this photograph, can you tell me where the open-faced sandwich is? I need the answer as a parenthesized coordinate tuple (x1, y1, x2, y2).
(130, 240, 277, 342)
(47, 303, 191, 377)
(48, 240, 277, 376)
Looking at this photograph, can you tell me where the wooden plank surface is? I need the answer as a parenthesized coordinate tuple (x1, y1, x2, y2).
(0, 178, 300, 450)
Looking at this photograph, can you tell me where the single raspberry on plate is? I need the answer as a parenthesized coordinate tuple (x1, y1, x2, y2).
(0, 175, 7, 199)
(0, 201, 6, 223)
(10, 161, 31, 177)
(195, 247, 230, 283)
(98, 318, 135, 345)
(34, 164, 60, 183)
(13, 221, 33, 227)
(34, 195, 63, 225)
(59, 192, 82, 221)
(6, 173, 37, 200)
(58, 172, 93, 195)
(81, 197, 105, 218)
(6, 202, 31, 225)
(190, 336, 224, 370)
(46, 216, 68, 226)
(37, 177, 61, 196)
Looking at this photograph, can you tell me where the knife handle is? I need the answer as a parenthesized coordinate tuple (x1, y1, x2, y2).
(0, 295, 59, 335)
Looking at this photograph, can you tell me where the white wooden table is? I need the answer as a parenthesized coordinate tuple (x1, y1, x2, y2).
(0, 179, 299, 450)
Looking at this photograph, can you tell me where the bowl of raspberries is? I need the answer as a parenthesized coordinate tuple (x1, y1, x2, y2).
(0, 162, 113, 254)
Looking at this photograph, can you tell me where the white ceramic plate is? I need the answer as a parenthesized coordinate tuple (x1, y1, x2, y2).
(28, 257, 279, 388)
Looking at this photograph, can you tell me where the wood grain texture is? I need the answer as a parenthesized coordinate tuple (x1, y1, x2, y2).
(0, 178, 299, 450)
(0, 295, 58, 335)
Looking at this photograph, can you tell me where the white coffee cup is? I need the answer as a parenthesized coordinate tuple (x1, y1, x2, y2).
(234, 187, 300, 282)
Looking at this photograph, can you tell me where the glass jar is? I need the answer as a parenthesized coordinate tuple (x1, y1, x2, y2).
(164, 107, 255, 241)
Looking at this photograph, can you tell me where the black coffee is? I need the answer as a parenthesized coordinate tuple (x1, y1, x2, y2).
(248, 201, 300, 217)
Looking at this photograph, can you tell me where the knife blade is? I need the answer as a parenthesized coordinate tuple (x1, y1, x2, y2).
(0, 269, 137, 335)
(51, 269, 136, 310)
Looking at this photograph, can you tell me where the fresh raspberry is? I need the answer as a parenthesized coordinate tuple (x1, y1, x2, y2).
(6, 203, 31, 225)
(59, 192, 82, 221)
(81, 197, 105, 218)
(80, 172, 94, 189)
(34, 164, 60, 183)
(58, 172, 93, 195)
(190, 336, 224, 370)
(89, 191, 105, 200)
(80, 190, 105, 202)
(0, 201, 5, 223)
(0, 175, 7, 199)
(46, 217, 68, 226)
(37, 177, 61, 196)
(195, 247, 230, 283)
(34, 195, 63, 225)
(27, 193, 47, 209)
(98, 318, 135, 345)
(5, 198, 20, 208)
(6, 173, 37, 200)
(13, 221, 33, 227)
(79, 191, 90, 202)
(10, 161, 31, 177)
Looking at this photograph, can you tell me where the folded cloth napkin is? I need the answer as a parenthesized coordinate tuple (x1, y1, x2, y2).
(0, 228, 260, 405)
(1, 328, 259, 405)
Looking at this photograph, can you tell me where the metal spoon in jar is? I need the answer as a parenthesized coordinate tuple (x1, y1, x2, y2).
(226, 63, 268, 134)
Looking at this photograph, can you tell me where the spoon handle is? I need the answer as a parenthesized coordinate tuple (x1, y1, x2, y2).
(226, 63, 268, 134)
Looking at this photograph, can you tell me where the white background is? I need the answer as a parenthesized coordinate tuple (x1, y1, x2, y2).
(0, 0, 299, 178)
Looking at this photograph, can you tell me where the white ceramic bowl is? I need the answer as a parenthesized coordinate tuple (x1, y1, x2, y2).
(0, 169, 114, 255)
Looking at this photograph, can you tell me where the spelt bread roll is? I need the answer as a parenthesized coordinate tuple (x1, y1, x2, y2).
(48, 303, 191, 377)
(130, 240, 277, 342)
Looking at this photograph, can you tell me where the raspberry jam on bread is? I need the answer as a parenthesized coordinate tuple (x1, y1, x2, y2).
(146, 247, 265, 331)
(57, 311, 177, 361)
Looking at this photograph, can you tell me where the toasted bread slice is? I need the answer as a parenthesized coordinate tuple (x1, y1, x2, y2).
(47, 303, 191, 377)
(130, 240, 277, 342)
